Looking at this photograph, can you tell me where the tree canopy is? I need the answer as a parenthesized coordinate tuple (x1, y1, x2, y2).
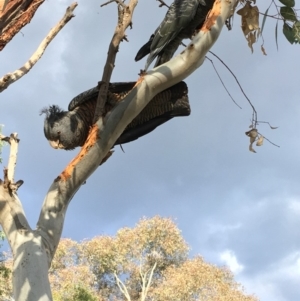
(1, 216, 258, 301)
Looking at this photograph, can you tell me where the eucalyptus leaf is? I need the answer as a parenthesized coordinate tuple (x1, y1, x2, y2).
(280, 7, 297, 22)
(278, 0, 295, 8)
(283, 22, 296, 44)
(261, 7, 269, 36)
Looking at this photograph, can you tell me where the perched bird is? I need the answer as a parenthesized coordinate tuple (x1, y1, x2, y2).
(42, 81, 190, 150)
(135, 0, 215, 70)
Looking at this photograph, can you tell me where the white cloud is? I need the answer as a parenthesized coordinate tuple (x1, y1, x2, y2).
(219, 249, 244, 274)
(288, 199, 300, 216)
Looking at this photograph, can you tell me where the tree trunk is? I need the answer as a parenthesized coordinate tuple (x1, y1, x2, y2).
(0, 0, 45, 51)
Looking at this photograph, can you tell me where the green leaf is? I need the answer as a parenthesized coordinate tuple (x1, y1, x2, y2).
(293, 21, 300, 43)
(283, 22, 296, 44)
(278, 0, 295, 8)
(280, 7, 297, 22)
(275, 21, 279, 50)
(261, 7, 270, 36)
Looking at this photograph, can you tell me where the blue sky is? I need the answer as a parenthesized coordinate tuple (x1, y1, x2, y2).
(1, 1, 300, 300)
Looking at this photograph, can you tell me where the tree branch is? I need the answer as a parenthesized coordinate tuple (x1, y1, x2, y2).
(114, 272, 132, 301)
(0, 2, 78, 93)
(6, 133, 18, 183)
(93, 0, 138, 123)
(0, 132, 30, 248)
(0, 0, 46, 51)
(0, 131, 52, 300)
(36, 0, 237, 266)
(140, 262, 157, 301)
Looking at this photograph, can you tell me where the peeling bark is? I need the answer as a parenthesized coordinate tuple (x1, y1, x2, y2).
(0, 0, 46, 51)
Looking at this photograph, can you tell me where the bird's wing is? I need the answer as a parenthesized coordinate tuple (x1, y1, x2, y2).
(116, 81, 190, 145)
(145, 0, 200, 69)
(68, 82, 136, 111)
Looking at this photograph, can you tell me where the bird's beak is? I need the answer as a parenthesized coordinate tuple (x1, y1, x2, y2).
(48, 140, 61, 149)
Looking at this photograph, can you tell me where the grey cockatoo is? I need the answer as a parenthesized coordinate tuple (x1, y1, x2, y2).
(42, 81, 190, 150)
(135, 0, 215, 70)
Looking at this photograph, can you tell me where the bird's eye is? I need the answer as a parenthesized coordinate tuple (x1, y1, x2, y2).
(57, 131, 61, 135)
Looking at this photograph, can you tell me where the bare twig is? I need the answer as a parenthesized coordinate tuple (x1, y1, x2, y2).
(0, 2, 78, 93)
(256, 121, 278, 129)
(101, 0, 126, 8)
(101, 0, 116, 7)
(206, 56, 242, 109)
(157, 0, 169, 8)
(93, 0, 138, 123)
(257, 132, 280, 148)
(208, 50, 257, 126)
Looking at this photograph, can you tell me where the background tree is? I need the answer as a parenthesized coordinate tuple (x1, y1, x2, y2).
(0, 217, 258, 301)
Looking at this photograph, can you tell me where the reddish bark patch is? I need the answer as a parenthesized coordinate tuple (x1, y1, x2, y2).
(58, 125, 100, 182)
(0, 0, 45, 51)
(201, 0, 221, 33)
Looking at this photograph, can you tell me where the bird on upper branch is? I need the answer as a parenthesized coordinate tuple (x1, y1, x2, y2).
(135, 0, 215, 70)
(42, 81, 190, 150)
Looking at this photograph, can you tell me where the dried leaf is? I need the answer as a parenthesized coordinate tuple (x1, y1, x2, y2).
(247, 32, 256, 52)
(245, 128, 258, 138)
(237, 3, 260, 34)
(237, 2, 260, 52)
(256, 135, 264, 146)
(249, 136, 256, 144)
(249, 143, 257, 153)
(261, 45, 267, 55)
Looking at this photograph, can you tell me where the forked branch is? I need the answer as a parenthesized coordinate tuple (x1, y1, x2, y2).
(114, 272, 132, 301)
(140, 262, 157, 301)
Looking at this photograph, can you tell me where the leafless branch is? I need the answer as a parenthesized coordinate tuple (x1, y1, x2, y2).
(157, 0, 169, 8)
(256, 121, 278, 129)
(206, 56, 242, 109)
(93, 0, 138, 123)
(257, 132, 280, 148)
(101, 0, 127, 8)
(208, 50, 257, 127)
(0, 2, 78, 93)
